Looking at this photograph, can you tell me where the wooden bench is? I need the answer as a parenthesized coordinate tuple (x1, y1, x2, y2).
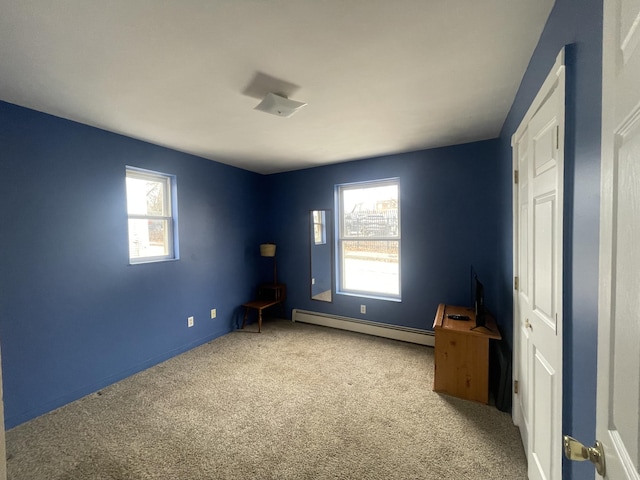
(241, 283, 286, 333)
(241, 299, 280, 333)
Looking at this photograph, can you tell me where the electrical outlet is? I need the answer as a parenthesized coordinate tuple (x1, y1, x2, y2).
(188, 316, 194, 327)
(360, 305, 366, 314)
(211, 309, 217, 319)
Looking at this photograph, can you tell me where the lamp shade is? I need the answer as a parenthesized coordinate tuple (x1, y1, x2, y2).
(260, 243, 276, 257)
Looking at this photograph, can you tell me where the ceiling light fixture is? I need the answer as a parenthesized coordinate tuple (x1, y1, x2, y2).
(254, 93, 307, 118)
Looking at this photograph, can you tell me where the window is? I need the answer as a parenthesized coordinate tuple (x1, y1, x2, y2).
(126, 167, 177, 263)
(337, 178, 400, 299)
(313, 210, 326, 245)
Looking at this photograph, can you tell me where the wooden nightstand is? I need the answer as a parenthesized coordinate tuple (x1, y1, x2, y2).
(432, 303, 501, 403)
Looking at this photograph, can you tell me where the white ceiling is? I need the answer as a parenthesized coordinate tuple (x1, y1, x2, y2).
(0, 0, 554, 174)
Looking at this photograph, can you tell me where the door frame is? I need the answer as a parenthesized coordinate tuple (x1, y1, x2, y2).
(512, 47, 566, 476)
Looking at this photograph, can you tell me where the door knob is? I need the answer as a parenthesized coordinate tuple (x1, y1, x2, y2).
(563, 435, 605, 476)
(524, 319, 532, 330)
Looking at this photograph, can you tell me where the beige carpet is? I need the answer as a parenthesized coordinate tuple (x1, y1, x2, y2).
(6, 319, 527, 479)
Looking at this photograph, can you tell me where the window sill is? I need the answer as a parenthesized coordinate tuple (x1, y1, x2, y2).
(337, 291, 402, 302)
(128, 257, 179, 266)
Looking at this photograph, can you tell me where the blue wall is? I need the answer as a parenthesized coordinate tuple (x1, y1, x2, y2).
(266, 140, 502, 332)
(497, 0, 602, 478)
(0, 101, 265, 428)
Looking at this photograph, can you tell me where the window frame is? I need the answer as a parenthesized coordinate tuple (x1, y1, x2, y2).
(336, 178, 401, 300)
(126, 166, 178, 264)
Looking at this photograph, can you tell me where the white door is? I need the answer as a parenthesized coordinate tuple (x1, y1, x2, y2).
(513, 49, 565, 480)
(595, 0, 640, 478)
(514, 125, 532, 456)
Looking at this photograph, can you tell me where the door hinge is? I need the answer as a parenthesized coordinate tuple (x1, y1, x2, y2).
(514, 380, 519, 394)
(514, 276, 519, 290)
(556, 124, 560, 150)
(514, 170, 519, 184)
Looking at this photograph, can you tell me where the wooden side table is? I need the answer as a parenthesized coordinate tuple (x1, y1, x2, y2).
(432, 303, 502, 403)
(241, 283, 286, 333)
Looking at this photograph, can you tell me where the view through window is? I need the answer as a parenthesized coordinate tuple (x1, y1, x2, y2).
(337, 179, 400, 298)
(126, 167, 177, 263)
(313, 210, 326, 245)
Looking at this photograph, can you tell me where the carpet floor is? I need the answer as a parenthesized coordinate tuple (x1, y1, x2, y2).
(6, 319, 527, 479)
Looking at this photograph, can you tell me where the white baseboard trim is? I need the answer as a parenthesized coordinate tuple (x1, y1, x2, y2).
(291, 309, 434, 347)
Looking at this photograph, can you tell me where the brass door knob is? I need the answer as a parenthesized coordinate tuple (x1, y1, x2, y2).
(563, 435, 605, 476)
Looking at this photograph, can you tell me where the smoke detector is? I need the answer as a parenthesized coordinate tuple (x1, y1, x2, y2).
(254, 93, 307, 118)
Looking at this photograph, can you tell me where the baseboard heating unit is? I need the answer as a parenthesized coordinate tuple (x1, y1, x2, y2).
(291, 309, 434, 347)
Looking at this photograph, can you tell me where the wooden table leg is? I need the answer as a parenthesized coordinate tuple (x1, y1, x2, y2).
(258, 308, 263, 333)
(242, 307, 248, 329)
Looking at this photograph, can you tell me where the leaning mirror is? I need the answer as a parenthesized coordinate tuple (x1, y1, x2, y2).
(310, 210, 333, 302)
